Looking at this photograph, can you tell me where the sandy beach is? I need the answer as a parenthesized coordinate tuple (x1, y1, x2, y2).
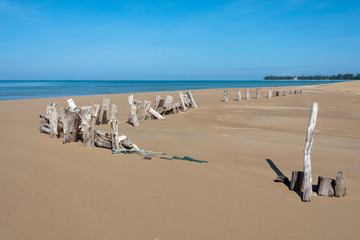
(1, 81, 359, 239)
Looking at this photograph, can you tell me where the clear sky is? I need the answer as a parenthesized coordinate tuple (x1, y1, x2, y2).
(0, 0, 359, 80)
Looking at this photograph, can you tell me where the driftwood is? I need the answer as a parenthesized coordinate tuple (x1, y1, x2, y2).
(110, 104, 118, 122)
(302, 103, 318, 202)
(224, 90, 228, 102)
(63, 107, 80, 144)
(39, 126, 50, 134)
(275, 91, 280, 97)
(274, 175, 289, 184)
(92, 104, 101, 125)
(179, 91, 187, 111)
(335, 171, 346, 197)
(40, 114, 49, 122)
(163, 95, 173, 109)
(46, 102, 56, 115)
(139, 100, 151, 121)
(94, 134, 112, 149)
(299, 89, 302, 93)
(245, 88, 249, 100)
(267, 88, 272, 98)
(289, 90, 293, 94)
(67, 98, 77, 110)
(154, 94, 161, 110)
(317, 176, 335, 197)
(149, 107, 165, 119)
(100, 98, 110, 124)
(294, 90, 298, 94)
(111, 119, 120, 150)
(289, 171, 304, 191)
(128, 95, 139, 127)
(134, 100, 142, 116)
(47, 106, 58, 138)
(283, 90, 287, 96)
(237, 90, 241, 101)
(95, 129, 111, 138)
(80, 106, 94, 147)
(187, 91, 198, 108)
(256, 88, 260, 99)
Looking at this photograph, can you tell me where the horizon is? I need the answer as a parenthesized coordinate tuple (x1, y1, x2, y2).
(1, 0, 359, 80)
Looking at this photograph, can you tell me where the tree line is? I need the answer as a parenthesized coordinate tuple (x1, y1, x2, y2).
(264, 73, 360, 80)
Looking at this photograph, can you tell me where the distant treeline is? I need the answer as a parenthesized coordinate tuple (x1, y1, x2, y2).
(264, 73, 360, 80)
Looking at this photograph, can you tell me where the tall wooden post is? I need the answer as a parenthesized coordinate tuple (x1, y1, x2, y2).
(237, 90, 241, 101)
(283, 90, 287, 96)
(303, 102, 319, 202)
(67, 98, 77, 110)
(187, 91, 198, 108)
(245, 88, 249, 100)
(63, 107, 80, 144)
(110, 104, 118, 122)
(139, 100, 151, 120)
(179, 91, 187, 111)
(47, 105, 58, 138)
(92, 104, 101, 125)
(335, 171, 346, 197)
(80, 106, 94, 147)
(256, 88, 260, 99)
(99, 98, 110, 124)
(111, 119, 120, 150)
(128, 95, 139, 127)
(155, 94, 161, 110)
(224, 90, 228, 102)
(267, 88, 272, 98)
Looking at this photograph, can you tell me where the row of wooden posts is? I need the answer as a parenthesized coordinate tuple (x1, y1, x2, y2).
(274, 103, 346, 201)
(223, 88, 302, 102)
(39, 91, 198, 151)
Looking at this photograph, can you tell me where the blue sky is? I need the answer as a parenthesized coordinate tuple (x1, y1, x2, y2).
(0, 0, 359, 80)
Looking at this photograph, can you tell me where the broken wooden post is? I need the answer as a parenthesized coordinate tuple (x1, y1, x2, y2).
(335, 171, 346, 197)
(80, 106, 94, 147)
(302, 102, 319, 202)
(111, 119, 120, 150)
(317, 176, 335, 197)
(128, 95, 139, 127)
(47, 105, 58, 138)
(267, 88, 272, 98)
(139, 100, 151, 121)
(99, 98, 110, 124)
(275, 91, 280, 97)
(237, 90, 241, 101)
(39, 126, 50, 134)
(46, 102, 56, 115)
(283, 90, 287, 96)
(93, 104, 101, 125)
(289, 171, 304, 191)
(289, 90, 293, 94)
(149, 107, 165, 119)
(245, 88, 249, 100)
(94, 134, 112, 149)
(154, 94, 161, 110)
(256, 88, 260, 99)
(187, 91, 198, 108)
(179, 91, 187, 111)
(299, 89, 302, 93)
(224, 90, 228, 102)
(67, 98, 77, 110)
(294, 90, 298, 94)
(110, 104, 118, 122)
(63, 107, 80, 144)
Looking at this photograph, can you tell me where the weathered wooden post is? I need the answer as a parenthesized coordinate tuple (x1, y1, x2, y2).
(289, 90, 293, 94)
(187, 91, 198, 108)
(302, 102, 319, 202)
(111, 119, 120, 150)
(80, 106, 94, 147)
(128, 95, 139, 127)
(47, 105, 58, 138)
(67, 98, 77, 110)
(110, 104, 118, 122)
(273, 89, 276, 97)
(299, 89, 302, 93)
(256, 88, 260, 99)
(179, 91, 187, 111)
(283, 90, 287, 96)
(155, 94, 161, 110)
(149, 107, 165, 119)
(335, 171, 346, 197)
(237, 90, 241, 101)
(93, 104, 101, 125)
(139, 100, 151, 121)
(99, 98, 110, 124)
(317, 176, 335, 197)
(63, 107, 80, 144)
(289, 171, 304, 191)
(46, 102, 56, 115)
(245, 88, 249, 100)
(224, 90, 228, 102)
(267, 88, 272, 98)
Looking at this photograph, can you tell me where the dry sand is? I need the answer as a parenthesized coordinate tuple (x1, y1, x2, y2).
(1, 81, 360, 239)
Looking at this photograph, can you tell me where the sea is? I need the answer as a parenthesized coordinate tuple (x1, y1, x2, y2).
(0, 80, 347, 101)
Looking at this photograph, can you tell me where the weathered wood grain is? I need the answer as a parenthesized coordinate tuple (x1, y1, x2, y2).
(80, 106, 94, 147)
(335, 171, 346, 197)
(245, 88, 249, 100)
(99, 98, 110, 124)
(317, 176, 335, 197)
(289, 171, 304, 191)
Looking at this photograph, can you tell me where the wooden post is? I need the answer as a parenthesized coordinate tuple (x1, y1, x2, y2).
(256, 88, 260, 99)
(47, 106, 58, 138)
(267, 88, 272, 98)
(283, 90, 287, 96)
(273, 89, 276, 97)
(299, 89, 302, 93)
(289, 171, 304, 191)
(294, 90, 298, 94)
(275, 91, 280, 97)
(80, 106, 94, 147)
(334, 171, 346, 197)
(46, 102, 56, 115)
(110, 104, 118, 122)
(224, 90, 228, 102)
(245, 88, 249, 100)
(149, 107, 165, 119)
(128, 95, 139, 127)
(99, 98, 110, 124)
(94, 134, 112, 149)
(237, 90, 241, 101)
(139, 100, 151, 121)
(67, 98, 77, 110)
(317, 176, 335, 197)
(111, 119, 120, 150)
(63, 107, 80, 144)
(187, 91, 198, 108)
(289, 90, 293, 94)
(179, 91, 187, 111)
(302, 102, 319, 202)
(155, 94, 161, 110)
(92, 104, 101, 125)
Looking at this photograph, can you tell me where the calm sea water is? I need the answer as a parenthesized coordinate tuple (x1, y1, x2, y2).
(0, 80, 346, 101)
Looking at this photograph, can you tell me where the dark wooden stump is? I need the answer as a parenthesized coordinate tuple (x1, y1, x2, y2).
(289, 171, 304, 191)
(317, 176, 335, 197)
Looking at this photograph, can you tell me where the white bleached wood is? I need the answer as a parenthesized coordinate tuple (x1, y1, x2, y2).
(256, 88, 260, 99)
(163, 95, 173, 109)
(179, 91, 187, 111)
(80, 106, 94, 147)
(283, 90, 287, 96)
(128, 95, 139, 127)
(139, 100, 151, 121)
(48, 106, 58, 138)
(155, 94, 161, 110)
(187, 91, 198, 108)
(335, 171, 346, 197)
(302, 102, 318, 202)
(99, 98, 110, 124)
(46, 102, 56, 115)
(268, 88, 272, 98)
(63, 107, 80, 144)
(149, 107, 165, 119)
(67, 99, 77, 110)
(237, 90, 241, 101)
(224, 90, 228, 102)
(110, 104, 118, 122)
(111, 119, 120, 150)
(39, 126, 50, 134)
(245, 88, 249, 100)
(92, 104, 101, 125)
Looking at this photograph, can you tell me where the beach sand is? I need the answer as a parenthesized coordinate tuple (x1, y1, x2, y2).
(1, 81, 359, 239)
